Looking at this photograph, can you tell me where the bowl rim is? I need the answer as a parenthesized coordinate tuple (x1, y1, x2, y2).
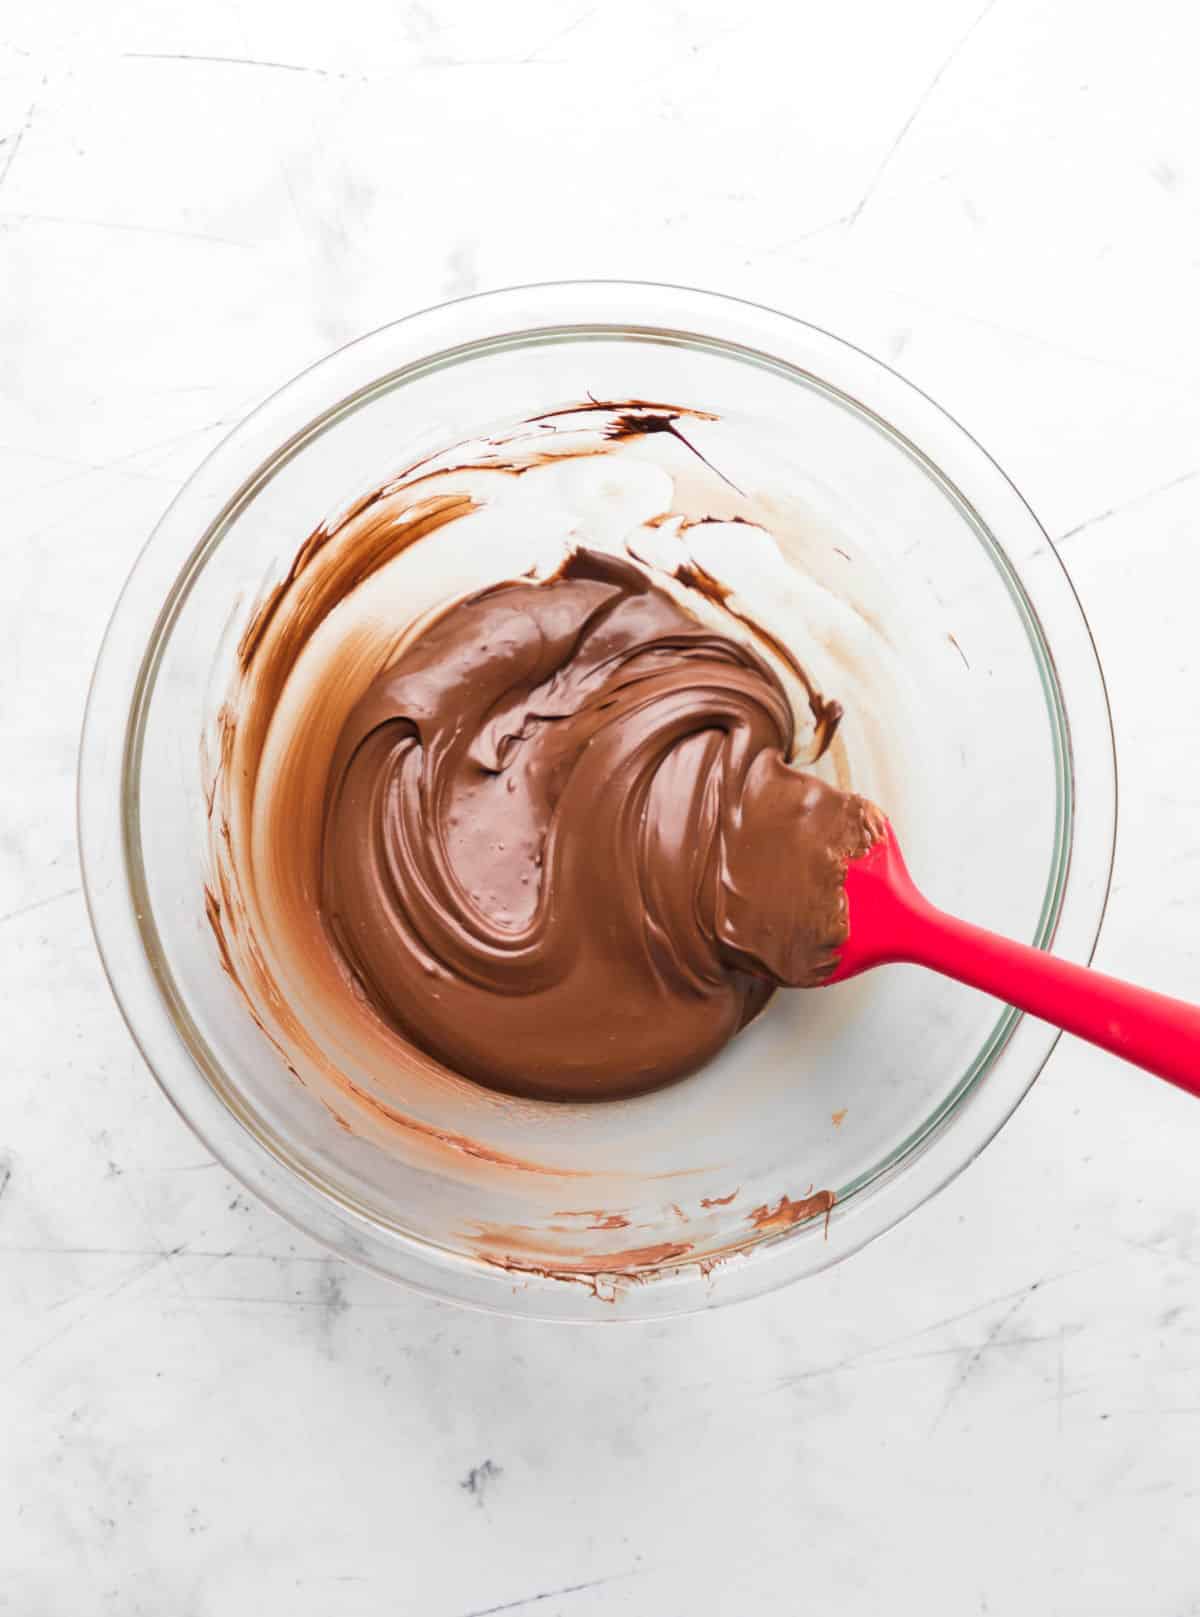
(78, 278, 1118, 1320)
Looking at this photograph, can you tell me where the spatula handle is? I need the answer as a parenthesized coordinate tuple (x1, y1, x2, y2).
(837, 833, 1200, 1097)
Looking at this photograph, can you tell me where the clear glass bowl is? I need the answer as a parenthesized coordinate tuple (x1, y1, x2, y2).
(78, 282, 1116, 1320)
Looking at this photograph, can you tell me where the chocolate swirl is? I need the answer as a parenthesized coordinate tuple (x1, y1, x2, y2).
(320, 551, 881, 1102)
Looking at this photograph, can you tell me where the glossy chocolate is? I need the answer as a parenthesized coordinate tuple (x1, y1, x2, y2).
(320, 551, 882, 1101)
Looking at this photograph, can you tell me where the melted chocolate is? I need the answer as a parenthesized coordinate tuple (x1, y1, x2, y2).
(319, 551, 881, 1102)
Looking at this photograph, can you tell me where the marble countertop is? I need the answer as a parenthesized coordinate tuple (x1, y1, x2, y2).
(3, 1, 1199, 1610)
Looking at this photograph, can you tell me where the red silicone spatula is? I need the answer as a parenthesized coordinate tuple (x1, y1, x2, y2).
(828, 824, 1200, 1097)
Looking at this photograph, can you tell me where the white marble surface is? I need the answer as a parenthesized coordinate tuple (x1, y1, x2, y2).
(3, 1, 1200, 1610)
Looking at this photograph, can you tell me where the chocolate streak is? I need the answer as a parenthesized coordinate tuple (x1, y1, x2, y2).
(320, 550, 882, 1103)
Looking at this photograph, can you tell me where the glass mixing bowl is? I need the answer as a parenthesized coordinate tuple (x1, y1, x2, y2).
(78, 282, 1116, 1320)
